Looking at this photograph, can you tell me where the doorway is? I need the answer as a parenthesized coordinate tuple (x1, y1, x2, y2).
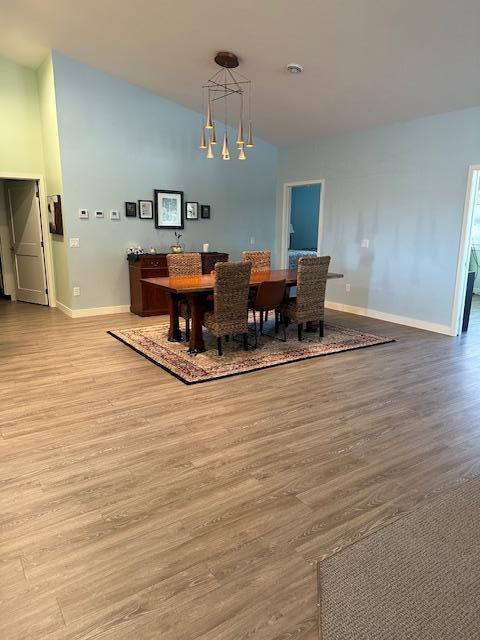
(0, 178, 49, 305)
(452, 166, 480, 334)
(280, 179, 325, 268)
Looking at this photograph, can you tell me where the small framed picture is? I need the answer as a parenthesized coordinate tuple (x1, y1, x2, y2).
(139, 200, 154, 220)
(95, 210, 104, 219)
(110, 210, 120, 221)
(185, 201, 199, 220)
(47, 195, 63, 235)
(125, 202, 137, 217)
(201, 204, 211, 219)
(154, 190, 184, 229)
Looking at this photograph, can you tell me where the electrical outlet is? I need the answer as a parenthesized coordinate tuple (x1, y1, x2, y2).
(73, 287, 80, 296)
(346, 283, 351, 292)
(361, 238, 369, 248)
(69, 238, 80, 248)
(110, 210, 120, 220)
(95, 210, 104, 219)
(79, 208, 89, 219)
(250, 236, 255, 245)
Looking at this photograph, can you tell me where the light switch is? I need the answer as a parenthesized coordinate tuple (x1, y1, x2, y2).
(79, 208, 89, 219)
(70, 238, 80, 248)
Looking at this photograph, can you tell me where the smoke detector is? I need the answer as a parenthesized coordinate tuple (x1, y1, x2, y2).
(286, 63, 304, 74)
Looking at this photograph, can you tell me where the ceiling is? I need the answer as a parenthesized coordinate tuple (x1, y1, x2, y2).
(1, 0, 480, 145)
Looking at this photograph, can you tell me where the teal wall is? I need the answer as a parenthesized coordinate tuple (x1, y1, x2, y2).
(278, 108, 480, 330)
(52, 52, 278, 310)
(290, 184, 320, 250)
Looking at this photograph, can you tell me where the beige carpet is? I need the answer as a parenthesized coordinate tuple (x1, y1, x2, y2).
(109, 319, 394, 384)
(318, 478, 480, 639)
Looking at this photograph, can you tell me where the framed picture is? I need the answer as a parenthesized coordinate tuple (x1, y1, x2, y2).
(185, 201, 199, 220)
(154, 190, 184, 229)
(138, 200, 153, 220)
(201, 204, 211, 219)
(125, 202, 137, 217)
(47, 194, 63, 235)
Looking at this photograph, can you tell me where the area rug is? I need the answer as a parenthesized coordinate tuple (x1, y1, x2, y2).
(317, 477, 480, 639)
(108, 318, 394, 384)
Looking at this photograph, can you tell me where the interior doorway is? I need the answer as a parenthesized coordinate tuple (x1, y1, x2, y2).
(452, 166, 480, 334)
(280, 179, 325, 268)
(0, 178, 49, 305)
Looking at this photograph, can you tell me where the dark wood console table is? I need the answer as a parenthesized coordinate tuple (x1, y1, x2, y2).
(128, 252, 229, 316)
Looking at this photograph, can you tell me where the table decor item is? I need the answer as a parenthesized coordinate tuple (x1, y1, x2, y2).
(203, 243, 209, 252)
(170, 232, 184, 253)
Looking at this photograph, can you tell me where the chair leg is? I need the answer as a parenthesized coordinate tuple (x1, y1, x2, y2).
(282, 315, 287, 342)
(217, 337, 223, 356)
(298, 323, 303, 341)
(185, 318, 190, 341)
(274, 311, 279, 334)
(225, 334, 230, 342)
(265, 310, 269, 323)
(259, 313, 264, 335)
(253, 310, 258, 348)
(243, 332, 249, 351)
(319, 320, 325, 338)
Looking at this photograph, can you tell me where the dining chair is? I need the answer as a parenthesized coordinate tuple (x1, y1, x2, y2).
(203, 261, 252, 356)
(249, 279, 287, 346)
(166, 252, 202, 340)
(242, 250, 271, 273)
(281, 255, 331, 340)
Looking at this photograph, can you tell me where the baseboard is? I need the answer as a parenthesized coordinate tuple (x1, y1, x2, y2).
(325, 300, 455, 336)
(56, 303, 131, 318)
(55, 300, 73, 317)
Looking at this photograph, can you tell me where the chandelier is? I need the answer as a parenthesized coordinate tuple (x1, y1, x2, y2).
(200, 51, 253, 160)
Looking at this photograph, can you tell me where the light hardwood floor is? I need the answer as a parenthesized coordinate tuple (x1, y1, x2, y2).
(1, 298, 480, 640)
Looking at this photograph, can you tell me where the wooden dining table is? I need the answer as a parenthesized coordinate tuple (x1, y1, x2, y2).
(142, 268, 344, 353)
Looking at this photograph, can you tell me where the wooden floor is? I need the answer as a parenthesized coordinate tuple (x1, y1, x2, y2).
(2, 297, 480, 640)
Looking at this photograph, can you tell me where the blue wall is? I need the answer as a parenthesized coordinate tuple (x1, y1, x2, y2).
(290, 184, 320, 250)
(52, 52, 278, 310)
(277, 108, 480, 331)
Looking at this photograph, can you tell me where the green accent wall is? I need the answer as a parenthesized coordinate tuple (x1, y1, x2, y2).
(37, 54, 71, 307)
(0, 57, 44, 175)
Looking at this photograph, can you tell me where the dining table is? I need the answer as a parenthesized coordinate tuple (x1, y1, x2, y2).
(142, 268, 344, 353)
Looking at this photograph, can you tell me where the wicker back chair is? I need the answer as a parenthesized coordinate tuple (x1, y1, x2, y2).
(282, 255, 331, 340)
(203, 261, 252, 355)
(166, 252, 202, 276)
(166, 253, 202, 340)
(242, 250, 271, 273)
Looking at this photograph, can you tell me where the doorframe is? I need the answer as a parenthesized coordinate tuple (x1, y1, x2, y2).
(1, 172, 57, 307)
(451, 164, 480, 335)
(280, 179, 326, 268)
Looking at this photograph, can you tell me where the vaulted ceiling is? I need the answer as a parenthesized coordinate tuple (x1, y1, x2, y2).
(1, 0, 480, 144)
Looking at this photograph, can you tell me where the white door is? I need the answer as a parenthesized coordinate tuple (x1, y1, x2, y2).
(7, 181, 48, 305)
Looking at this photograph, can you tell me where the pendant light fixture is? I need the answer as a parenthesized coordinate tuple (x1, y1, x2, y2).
(199, 51, 253, 161)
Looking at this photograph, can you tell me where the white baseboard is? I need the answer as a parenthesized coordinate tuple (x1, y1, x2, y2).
(55, 301, 73, 317)
(325, 300, 455, 336)
(56, 303, 131, 318)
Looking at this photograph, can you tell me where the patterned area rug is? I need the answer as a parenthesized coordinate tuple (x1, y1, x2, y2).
(317, 477, 480, 639)
(109, 318, 394, 384)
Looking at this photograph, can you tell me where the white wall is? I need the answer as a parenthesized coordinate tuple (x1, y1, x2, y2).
(277, 108, 480, 333)
(52, 52, 278, 311)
